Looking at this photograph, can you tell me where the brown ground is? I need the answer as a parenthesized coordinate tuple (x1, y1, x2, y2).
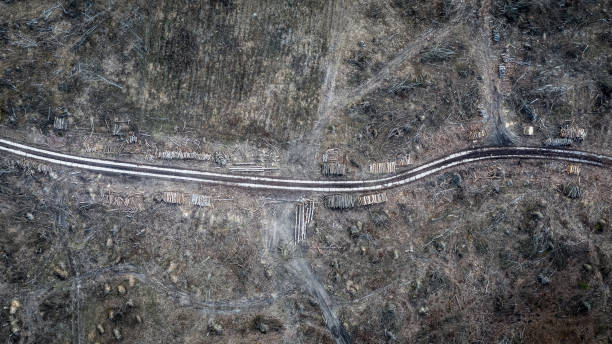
(0, 0, 610, 343)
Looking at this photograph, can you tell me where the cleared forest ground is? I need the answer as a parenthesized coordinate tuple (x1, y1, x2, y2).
(1, 0, 610, 343)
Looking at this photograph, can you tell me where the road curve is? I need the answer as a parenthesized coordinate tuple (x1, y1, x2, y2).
(1, 138, 610, 193)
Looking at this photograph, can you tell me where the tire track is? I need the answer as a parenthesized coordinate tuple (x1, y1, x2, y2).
(290, 0, 347, 169)
(332, 0, 469, 111)
(473, 0, 516, 146)
(1, 264, 288, 315)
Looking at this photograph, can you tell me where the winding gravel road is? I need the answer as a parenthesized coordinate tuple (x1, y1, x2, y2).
(1, 138, 610, 193)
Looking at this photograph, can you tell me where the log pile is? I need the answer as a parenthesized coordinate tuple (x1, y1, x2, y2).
(156, 151, 212, 161)
(157, 192, 211, 207)
(102, 192, 145, 211)
(324, 194, 357, 209)
(295, 199, 315, 243)
(369, 161, 396, 174)
(53, 117, 68, 130)
(11, 159, 52, 175)
(544, 138, 573, 147)
(560, 127, 586, 142)
(358, 193, 388, 206)
(321, 162, 347, 176)
(565, 164, 581, 175)
(161, 192, 186, 205)
(190, 194, 211, 207)
(321, 148, 347, 176)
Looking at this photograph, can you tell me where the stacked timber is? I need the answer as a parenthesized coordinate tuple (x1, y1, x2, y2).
(161, 192, 186, 205)
(321, 163, 346, 176)
(498, 64, 506, 79)
(565, 165, 581, 175)
(102, 192, 145, 211)
(53, 117, 68, 130)
(156, 151, 212, 161)
(158, 192, 212, 207)
(559, 127, 586, 142)
(324, 194, 357, 210)
(321, 148, 347, 176)
(295, 199, 315, 243)
(190, 194, 211, 207)
(544, 138, 572, 147)
(12, 159, 52, 175)
(369, 161, 396, 174)
(358, 193, 388, 206)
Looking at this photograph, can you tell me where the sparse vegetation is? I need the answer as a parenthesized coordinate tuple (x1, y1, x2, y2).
(0, 0, 610, 343)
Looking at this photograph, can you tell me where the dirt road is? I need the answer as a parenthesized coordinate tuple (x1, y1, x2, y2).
(1, 138, 609, 193)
